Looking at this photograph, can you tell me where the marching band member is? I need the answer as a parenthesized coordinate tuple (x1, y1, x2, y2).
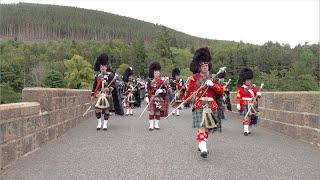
(170, 68, 185, 116)
(183, 47, 224, 158)
(123, 67, 137, 116)
(236, 67, 262, 136)
(91, 53, 123, 130)
(145, 61, 170, 131)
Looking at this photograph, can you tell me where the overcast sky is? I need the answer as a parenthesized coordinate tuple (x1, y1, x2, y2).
(2, 0, 319, 46)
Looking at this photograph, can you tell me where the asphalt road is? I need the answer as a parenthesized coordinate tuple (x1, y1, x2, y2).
(1, 105, 319, 180)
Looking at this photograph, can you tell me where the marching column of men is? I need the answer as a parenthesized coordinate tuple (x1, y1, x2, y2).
(88, 49, 262, 158)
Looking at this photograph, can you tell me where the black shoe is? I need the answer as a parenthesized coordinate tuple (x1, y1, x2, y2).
(248, 132, 251, 134)
(149, 128, 154, 131)
(154, 127, 160, 130)
(198, 148, 209, 154)
(97, 128, 101, 130)
(244, 132, 248, 136)
(200, 151, 208, 158)
(103, 128, 107, 131)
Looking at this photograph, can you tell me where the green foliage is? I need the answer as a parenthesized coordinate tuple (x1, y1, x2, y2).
(279, 60, 319, 91)
(42, 70, 66, 88)
(0, 83, 21, 104)
(171, 47, 192, 68)
(0, 7, 319, 104)
(256, 70, 279, 91)
(160, 58, 174, 77)
(0, 3, 208, 48)
(64, 55, 93, 89)
(180, 68, 192, 79)
(154, 25, 173, 59)
(117, 63, 130, 76)
(131, 38, 148, 76)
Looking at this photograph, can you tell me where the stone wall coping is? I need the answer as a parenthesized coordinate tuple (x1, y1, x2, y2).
(0, 102, 41, 122)
(23, 87, 90, 92)
(0, 102, 40, 111)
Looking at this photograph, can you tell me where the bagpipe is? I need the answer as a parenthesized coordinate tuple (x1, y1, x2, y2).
(165, 67, 223, 121)
(169, 79, 186, 105)
(244, 83, 264, 125)
(82, 74, 117, 117)
(223, 79, 232, 111)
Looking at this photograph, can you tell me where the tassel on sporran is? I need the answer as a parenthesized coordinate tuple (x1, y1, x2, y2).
(200, 107, 217, 129)
(95, 93, 110, 109)
(127, 93, 136, 103)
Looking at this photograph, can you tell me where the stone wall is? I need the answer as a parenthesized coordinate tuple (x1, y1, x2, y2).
(226, 91, 320, 147)
(0, 88, 93, 170)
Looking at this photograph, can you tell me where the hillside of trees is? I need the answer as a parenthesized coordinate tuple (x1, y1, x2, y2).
(0, 3, 319, 104)
(0, 3, 211, 47)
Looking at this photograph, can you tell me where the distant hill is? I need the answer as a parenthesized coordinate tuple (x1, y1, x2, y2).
(0, 3, 222, 47)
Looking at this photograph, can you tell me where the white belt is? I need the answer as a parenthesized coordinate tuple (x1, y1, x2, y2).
(199, 97, 214, 101)
(242, 97, 253, 101)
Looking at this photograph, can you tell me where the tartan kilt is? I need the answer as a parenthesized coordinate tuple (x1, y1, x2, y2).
(192, 108, 219, 128)
(149, 93, 170, 117)
(241, 105, 255, 117)
(192, 109, 203, 128)
(124, 102, 135, 108)
(241, 105, 258, 125)
(172, 100, 183, 108)
(125, 93, 136, 108)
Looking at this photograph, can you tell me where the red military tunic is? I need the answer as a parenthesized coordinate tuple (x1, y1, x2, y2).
(146, 78, 170, 117)
(236, 84, 258, 112)
(183, 73, 224, 110)
(146, 79, 164, 100)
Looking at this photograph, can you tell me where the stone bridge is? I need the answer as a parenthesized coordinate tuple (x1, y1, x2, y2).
(0, 88, 319, 179)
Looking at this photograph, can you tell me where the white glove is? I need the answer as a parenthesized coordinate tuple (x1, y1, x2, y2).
(155, 89, 164, 95)
(236, 104, 241, 111)
(257, 91, 262, 97)
(145, 97, 149, 104)
(205, 80, 214, 87)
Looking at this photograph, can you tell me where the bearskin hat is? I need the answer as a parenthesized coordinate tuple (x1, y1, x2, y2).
(171, 68, 180, 78)
(217, 71, 226, 79)
(94, 53, 109, 71)
(148, 60, 161, 78)
(123, 67, 133, 82)
(189, 47, 212, 74)
(238, 67, 253, 84)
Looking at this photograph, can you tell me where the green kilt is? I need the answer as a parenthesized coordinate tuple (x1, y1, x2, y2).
(192, 108, 220, 128)
(241, 105, 256, 117)
(192, 109, 203, 128)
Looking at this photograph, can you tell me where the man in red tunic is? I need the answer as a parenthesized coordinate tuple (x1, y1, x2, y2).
(145, 61, 170, 131)
(170, 68, 185, 116)
(236, 67, 262, 136)
(183, 47, 224, 158)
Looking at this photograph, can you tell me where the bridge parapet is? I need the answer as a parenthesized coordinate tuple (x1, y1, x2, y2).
(227, 91, 320, 147)
(0, 88, 93, 170)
